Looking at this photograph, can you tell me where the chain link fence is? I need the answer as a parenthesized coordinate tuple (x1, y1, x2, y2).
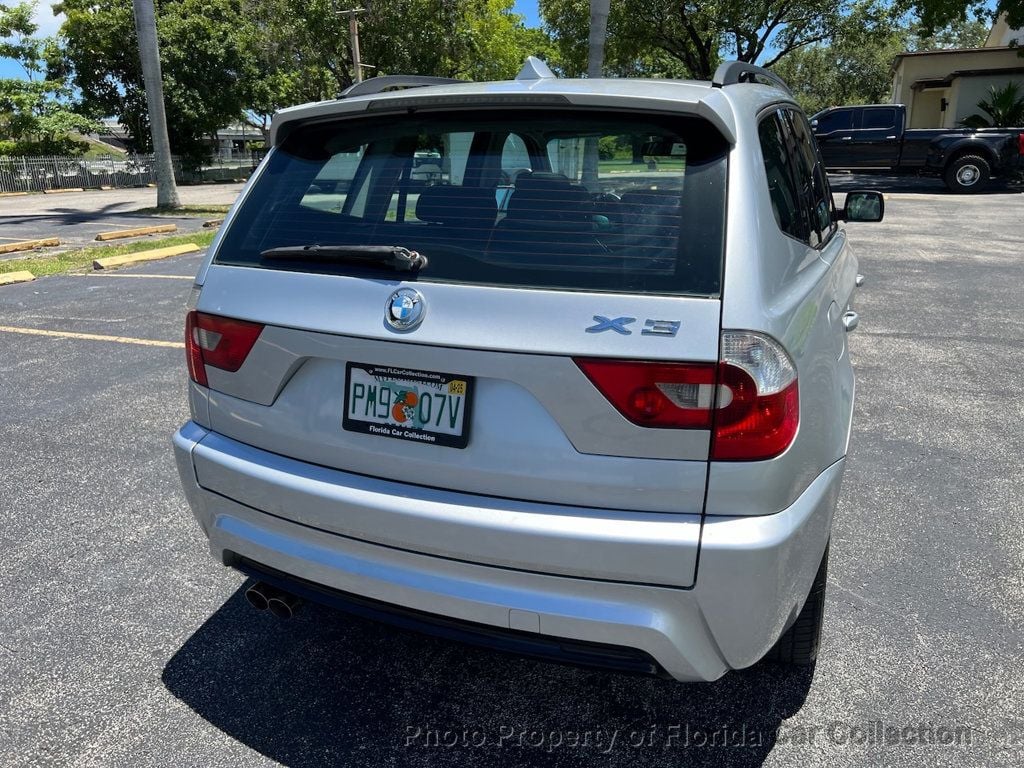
(0, 152, 264, 194)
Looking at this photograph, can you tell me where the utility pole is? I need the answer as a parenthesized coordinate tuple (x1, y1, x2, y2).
(336, 7, 366, 84)
(132, 0, 180, 209)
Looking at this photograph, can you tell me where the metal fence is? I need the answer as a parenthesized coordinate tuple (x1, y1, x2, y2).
(0, 152, 263, 194)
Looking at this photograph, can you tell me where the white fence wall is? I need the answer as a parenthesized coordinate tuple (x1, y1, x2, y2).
(0, 152, 262, 194)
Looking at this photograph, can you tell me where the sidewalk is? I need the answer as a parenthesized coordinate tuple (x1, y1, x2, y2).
(0, 183, 245, 218)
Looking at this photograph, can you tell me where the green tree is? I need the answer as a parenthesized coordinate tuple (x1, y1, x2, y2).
(902, 1, 1023, 36)
(541, 0, 853, 79)
(772, 3, 998, 116)
(907, 15, 990, 48)
(773, 2, 906, 114)
(0, 1, 96, 155)
(540, 0, 687, 77)
(55, 0, 264, 164)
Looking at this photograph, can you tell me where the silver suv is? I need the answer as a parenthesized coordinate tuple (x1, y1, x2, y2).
(173, 59, 883, 682)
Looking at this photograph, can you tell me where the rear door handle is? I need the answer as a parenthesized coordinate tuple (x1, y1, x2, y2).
(842, 311, 859, 332)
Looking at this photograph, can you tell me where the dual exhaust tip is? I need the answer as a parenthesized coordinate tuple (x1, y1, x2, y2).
(245, 582, 302, 619)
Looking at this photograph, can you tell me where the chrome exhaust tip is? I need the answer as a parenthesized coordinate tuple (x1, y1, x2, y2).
(267, 591, 302, 620)
(244, 582, 273, 611)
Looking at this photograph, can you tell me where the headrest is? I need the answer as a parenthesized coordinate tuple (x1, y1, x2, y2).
(513, 171, 573, 192)
(415, 185, 497, 225)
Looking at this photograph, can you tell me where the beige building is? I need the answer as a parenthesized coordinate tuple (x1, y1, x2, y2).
(891, 16, 1024, 129)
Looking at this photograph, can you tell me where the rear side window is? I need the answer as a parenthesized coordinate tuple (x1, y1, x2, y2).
(215, 109, 728, 296)
(814, 110, 853, 133)
(785, 110, 836, 246)
(758, 114, 806, 241)
(862, 108, 897, 130)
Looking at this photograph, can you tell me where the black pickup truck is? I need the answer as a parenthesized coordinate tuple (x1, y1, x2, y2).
(810, 104, 1024, 193)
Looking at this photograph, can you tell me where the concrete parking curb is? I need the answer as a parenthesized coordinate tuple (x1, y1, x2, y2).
(0, 191, 29, 197)
(95, 224, 178, 241)
(0, 237, 60, 255)
(0, 270, 35, 286)
(92, 243, 200, 270)
(43, 187, 85, 194)
(202, 218, 224, 228)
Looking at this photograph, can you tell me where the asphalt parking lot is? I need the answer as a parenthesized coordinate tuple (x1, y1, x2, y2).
(1, 183, 1022, 767)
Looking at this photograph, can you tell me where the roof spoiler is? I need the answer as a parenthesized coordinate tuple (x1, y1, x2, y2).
(339, 75, 464, 99)
(338, 57, 557, 99)
(712, 61, 792, 96)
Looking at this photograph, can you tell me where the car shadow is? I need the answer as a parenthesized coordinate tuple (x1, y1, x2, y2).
(827, 172, 1023, 195)
(162, 583, 815, 767)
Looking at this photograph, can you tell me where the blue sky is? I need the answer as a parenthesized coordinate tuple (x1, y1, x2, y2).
(514, 1, 542, 28)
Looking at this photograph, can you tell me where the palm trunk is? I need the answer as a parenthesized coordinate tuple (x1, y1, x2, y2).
(587, 0, 610, 79)
(132, 0, 180, 209)
(582, 0, 610, 187)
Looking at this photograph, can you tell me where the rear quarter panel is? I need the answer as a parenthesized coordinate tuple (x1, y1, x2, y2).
(924, 133, 1012, 172)
(706, 113, 856, 516)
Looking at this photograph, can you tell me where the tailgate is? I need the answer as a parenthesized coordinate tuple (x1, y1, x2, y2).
(198, 265, 719, 514)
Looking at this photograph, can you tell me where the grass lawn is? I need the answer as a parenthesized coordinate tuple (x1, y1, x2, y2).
(0, 231, 216, 277)
(129, 204, 232, 217)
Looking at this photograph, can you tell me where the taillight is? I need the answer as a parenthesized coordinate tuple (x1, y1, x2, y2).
(1018, 131, 1024, 157)
(574, 330, 799, 461)
(711, 331, 798, 461)
(574, 359, 718, 428)
(185, 311, 264, 386)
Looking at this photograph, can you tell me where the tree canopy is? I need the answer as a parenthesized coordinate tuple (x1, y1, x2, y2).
(51, 0, 547, 162)
(774, 2, 993, 115)
(0, 1, 96, 155)
(541, 0, 857, 80)
(903, 1, 1023, 34)
(5, 0, 1018, 160)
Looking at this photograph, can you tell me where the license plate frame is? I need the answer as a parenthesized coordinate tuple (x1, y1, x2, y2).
(342, 362, 474, 449)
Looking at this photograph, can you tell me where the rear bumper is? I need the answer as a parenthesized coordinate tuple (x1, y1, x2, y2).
(173, 421, 842, 682)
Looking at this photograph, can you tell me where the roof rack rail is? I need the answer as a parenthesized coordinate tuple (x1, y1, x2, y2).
(339, 75, 464, 99)
(711, 61, 792, 96)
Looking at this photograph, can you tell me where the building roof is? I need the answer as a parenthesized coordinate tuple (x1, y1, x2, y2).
(894, 45, 1018, 65)
(911, 66, 1024, 90)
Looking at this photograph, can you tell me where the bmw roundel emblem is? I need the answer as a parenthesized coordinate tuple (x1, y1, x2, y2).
(385, 287, 425, 331)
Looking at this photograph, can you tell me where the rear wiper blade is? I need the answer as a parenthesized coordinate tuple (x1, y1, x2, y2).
(259, 244, 427, 271)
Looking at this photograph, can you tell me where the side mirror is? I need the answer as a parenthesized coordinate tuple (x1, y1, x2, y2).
(840, 190, 884, 222)
(810, 119, 819, 130)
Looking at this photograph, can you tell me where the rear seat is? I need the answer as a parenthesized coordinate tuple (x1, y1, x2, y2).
(414, 185, 497, 243)
(488, 172, 596, 261)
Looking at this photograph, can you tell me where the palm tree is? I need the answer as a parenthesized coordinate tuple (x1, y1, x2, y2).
(961, 82, 1024, 129)
(588, 0, 610, 78)
(581, 1, 610, 185)
(132, 0, 180, 209)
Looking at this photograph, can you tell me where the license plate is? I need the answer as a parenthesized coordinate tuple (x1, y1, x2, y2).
(343, 363, 473, 448)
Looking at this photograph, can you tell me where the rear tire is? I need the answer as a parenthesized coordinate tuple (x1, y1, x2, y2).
(764, 544, 829, 666)
(944, 154, 990, 194)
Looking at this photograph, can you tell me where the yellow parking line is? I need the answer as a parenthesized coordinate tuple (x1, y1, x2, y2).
(0, 325, 183, 348)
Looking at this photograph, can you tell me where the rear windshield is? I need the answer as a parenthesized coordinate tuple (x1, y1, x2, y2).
(215, 109, 728, 295)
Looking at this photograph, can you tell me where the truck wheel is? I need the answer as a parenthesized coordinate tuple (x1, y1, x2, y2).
(944, 154, 990, 193)
(764, 544, 829, 666)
